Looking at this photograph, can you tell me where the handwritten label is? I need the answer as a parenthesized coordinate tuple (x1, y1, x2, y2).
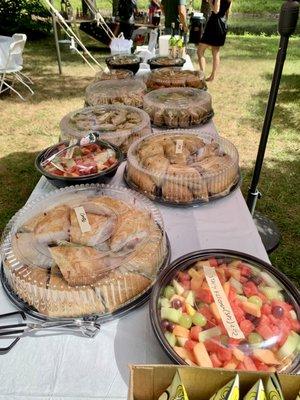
(203, 265, 245, 339)
(65, 138, 78, 159)
(175, 139, 184, 154)
(74, 206, 91, 233)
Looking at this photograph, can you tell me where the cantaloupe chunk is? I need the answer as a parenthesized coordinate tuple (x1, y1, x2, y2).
(228, 260, 242, 268)
(223, 360, 238, 370)
(228, 268, 241, 280)
(174, 346, 197, 364)
(241, 301, 261, 317)
(195, 260, 210, 269)
(252, 349, 281, 365)
(232, 348, 245, 362)
(188, 268, 203, 280)
(193, 342, 213, 368)
(223, 282, 230, 297)
(173, 325, 190, 338)
(191, 277, 203, 291)
(210, 303, 221, 320)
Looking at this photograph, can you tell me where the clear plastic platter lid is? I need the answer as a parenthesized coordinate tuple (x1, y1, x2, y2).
(146, 67, 207, 90)
(125, 131, 240, 205)
(1, 184, 169, 321)
(143, 87, 213, 128)
(60, 105, 151, 154)
(94, 69, 134, 82)
(150, 250, 300, 373)
(85, 79, 146, 108)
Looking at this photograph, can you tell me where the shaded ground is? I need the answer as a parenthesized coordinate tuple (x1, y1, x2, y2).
(0, 34, 299, 283)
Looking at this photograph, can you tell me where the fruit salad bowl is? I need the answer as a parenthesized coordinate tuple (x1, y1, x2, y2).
(149, 250, 300, 373)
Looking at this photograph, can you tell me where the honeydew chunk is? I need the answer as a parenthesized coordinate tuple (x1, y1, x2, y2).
(185, 290, 195, 306)
(198, 326, 222, 342)
(188, 267, 203, 280)
(229, 277, 243, 294)
(177, 337, 188, 347)
(161, 307, 182, 323)
(165, 331, 176, 347)
(260, 286, 284, 301)
(237, 295, 248, 302)
(172, 279, 185, 295)
(260, 271, 282, 290)
(195, 260, 210, 269)
(160, 297, 171, 308)
(277, 331, 300, 360)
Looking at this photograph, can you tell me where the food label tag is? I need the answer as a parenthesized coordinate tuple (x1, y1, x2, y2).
(203, 265, 245, 339)
(175, 139, 184, 154)
(65, 138, 78, 159)
(74, 206, 91, 233)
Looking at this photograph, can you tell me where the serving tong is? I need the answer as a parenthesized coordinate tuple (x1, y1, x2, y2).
(0, 311, 101, 353)
(41, 132, 100, 167)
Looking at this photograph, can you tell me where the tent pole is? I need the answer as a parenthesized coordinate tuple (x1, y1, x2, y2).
(50, 0, 62, 74)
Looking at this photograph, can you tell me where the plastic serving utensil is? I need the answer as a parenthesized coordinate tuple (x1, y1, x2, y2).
(41, 132, 99, 167)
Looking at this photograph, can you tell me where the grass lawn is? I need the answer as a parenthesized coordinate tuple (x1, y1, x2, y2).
(0, 33, 299, 284)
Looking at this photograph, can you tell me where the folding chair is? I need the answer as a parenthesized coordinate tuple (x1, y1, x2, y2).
(0, 34, 34, 101)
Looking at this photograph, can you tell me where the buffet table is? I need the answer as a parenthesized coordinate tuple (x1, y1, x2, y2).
(0, 119, 269, 400)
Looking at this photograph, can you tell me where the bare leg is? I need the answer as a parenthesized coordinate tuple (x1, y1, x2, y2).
(206, 46, 220, 81)
(197, 44, 208, 73)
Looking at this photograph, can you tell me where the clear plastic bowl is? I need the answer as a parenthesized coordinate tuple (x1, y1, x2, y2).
(146, 67, 207, 91)
(1, 184, 169, 321)
(143, 87, 213, 128)
(60, 105, 151, 154)
(85, 79, 147, 108)
(125, 131, 240, 205)
(149, 250, 300, 373)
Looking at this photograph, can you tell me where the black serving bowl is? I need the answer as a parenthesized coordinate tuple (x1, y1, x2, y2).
(35, 139, 123, 188)
(105, 55, 142, 75)
(148, 56, 186, 70)
(149, 249, 300, 373)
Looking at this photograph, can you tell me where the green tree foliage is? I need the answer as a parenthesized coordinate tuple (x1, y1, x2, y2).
(0, 0, 51, 38)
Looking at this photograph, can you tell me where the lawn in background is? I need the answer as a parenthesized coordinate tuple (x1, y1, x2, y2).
(0, 33, 299, 283)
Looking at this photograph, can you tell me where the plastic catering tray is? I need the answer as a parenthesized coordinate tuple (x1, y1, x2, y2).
(143, 87, 213, 129)
(60, 105, 151, 154)
(1, 184, 170, 322)
(146, 67, 207, 91)
(149, 249, 300, 373)
(125, 131, 240, 206)
(85, 79, 147, 108)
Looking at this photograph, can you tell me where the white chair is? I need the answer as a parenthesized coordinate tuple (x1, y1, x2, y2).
(0, 34, 34, 101)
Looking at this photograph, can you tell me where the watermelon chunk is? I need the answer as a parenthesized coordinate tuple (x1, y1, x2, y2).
(240, 319, 255, 336)
(243, 281, 259, 297)
(184, 339, 198, 351)
(243, 355, 257, 371)
(190, 325, 201, 341)
(256, 324, 274, 340)
(217, 346, 232, 363)
(210, 352, 223, 368)
(196, 288, 214, 304)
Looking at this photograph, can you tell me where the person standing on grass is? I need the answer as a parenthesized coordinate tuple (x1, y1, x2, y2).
(197, 0, 232, 81)
(161, 0, 188, 34)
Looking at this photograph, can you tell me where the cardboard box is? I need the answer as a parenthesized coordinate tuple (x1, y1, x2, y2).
(128, 365, 300, 400)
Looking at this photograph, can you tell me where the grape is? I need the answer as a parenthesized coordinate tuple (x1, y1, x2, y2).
(272, 305, 284, 318)
(239, 342, 251, 354)
(179, 314, 192, 329)
(248, 296, 263, 307)
(161, 320, 170, 331)
(192, 312, 207, 327)
(245, 314, 260, 326)
(167, 322, 175, 332)
(164, 285, 175, 300)
(248, 333, 263, 344)
(171, 299, 182, 309)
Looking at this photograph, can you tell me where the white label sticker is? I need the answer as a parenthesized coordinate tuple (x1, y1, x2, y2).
(65, 138, 78, 159)
(203, 265, 245, 339)
(175, 139, 184, 154)
(74, 206, 91, 233)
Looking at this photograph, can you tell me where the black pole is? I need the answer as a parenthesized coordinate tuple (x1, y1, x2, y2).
(247, 0, 299, 215)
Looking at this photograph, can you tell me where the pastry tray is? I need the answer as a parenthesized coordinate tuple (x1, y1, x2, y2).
(0, 184, 170, 322)
(124, 166, 241, 207)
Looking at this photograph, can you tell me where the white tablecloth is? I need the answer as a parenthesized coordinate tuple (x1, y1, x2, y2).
(0, 121, 269, 400)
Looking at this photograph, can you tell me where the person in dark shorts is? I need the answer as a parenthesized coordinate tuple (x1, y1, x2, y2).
(197, 0, 232, 81)
(161, 0, 188, 34)
(118, 0, 138, 39)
